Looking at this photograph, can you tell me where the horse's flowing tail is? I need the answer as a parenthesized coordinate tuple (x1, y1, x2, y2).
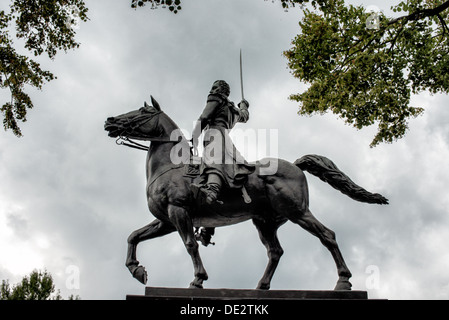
(295, 154, 389, 205)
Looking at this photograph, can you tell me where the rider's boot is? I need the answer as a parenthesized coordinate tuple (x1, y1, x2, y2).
(191, 173, 223, 205)
(203, 183, 221, 205)
(190, 174, 221, 247)
(203, 173, 223, 205)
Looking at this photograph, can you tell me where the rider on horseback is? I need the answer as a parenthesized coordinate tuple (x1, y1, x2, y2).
(191, 80, 255, 204)
(191, 80, 256, 245)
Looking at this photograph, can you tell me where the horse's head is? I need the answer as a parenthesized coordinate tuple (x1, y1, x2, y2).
(104, 96, 164, 141)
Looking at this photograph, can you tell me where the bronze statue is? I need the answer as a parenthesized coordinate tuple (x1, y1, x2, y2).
(190, 80, 254, 206)
(104, 95, 388, 290)
(190, 80, 255, 246)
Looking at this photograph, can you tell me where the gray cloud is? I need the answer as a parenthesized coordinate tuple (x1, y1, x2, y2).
(1, 0, 448, 300)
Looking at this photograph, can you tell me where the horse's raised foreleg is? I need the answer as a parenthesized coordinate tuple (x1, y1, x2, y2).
(292, 208, 352, 290)
(126, 219, 176, 284)
(252, 218, 286, 290)
(167, 204, 208, 288)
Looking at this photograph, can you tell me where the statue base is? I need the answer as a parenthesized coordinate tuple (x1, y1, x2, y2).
(127, 286, 368, 300)
(126, 287, 381, 318)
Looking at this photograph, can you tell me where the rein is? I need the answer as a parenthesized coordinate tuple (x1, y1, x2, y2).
(116, 136, 149, 151)
(115, 136, 174, 151)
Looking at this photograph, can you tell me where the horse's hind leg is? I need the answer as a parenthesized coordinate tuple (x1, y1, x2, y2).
(290, 208, 352, 290)
(126, 219, 176, 284)
(252, 218, 287, 290)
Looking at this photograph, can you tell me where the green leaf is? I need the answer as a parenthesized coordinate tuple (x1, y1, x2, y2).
(1, 0, 87, 137)
(284, 0, 449, 146)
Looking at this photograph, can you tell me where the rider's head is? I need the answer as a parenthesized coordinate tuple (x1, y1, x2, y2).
(210, 80, 230, 97)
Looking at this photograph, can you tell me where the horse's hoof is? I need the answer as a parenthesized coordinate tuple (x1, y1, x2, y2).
(132, 266, 148, 285)
(256, 283, 270, 290)
(334, 279, 352, 291)
(189, 282, 204, 289)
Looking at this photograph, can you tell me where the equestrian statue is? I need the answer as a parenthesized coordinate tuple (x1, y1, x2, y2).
(104, 80, 388, 290)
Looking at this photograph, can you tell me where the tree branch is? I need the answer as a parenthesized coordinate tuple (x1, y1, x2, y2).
(437, 13, 449, 35)
(389, 0, 449, 25)
(338, 34, 380, 71)
(387, 20, 406, 55)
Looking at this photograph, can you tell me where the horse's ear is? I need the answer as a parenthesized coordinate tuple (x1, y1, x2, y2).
(144, 101, 151, 109)
(151, 95, 161, 111)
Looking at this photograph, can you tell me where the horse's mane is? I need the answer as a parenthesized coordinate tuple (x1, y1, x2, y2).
(158, 110, 190, 144)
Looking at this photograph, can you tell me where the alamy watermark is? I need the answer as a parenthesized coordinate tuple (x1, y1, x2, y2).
(65, 265, 80, 290)
(65, 5, 82, 30)
(365, 264, 381, 290)
(366, 5, 383, 30)
(169, 123, 279, 176)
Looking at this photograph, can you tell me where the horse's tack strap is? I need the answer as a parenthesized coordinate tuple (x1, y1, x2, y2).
(241, 185, 252, 204)
(116, 136, 176, 152)
(147, 164, 184, 189)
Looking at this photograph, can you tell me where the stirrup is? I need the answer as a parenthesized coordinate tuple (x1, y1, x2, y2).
(195, 227, 215, 247)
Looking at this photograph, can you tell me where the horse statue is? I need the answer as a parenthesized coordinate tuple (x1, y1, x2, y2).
(104, 96, 388, 290)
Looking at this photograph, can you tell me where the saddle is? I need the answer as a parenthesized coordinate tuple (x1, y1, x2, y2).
(183, 156, 252, 205)
(184, 156, 201, 178)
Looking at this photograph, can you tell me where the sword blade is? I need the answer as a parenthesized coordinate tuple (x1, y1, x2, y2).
(240, 49, 244, 100)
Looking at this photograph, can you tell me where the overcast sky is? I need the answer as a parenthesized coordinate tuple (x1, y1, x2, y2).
(1, 0, 449, 300)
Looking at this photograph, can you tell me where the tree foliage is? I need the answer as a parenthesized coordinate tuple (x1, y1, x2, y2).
(0, 0, 88, 137)
(284, 0, 449, 147)
(129, 0, 303, 13)
(130, 0, 182, 13)
(0, 269, 79, 300)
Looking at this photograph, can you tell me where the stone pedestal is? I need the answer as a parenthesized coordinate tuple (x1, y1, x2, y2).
(127, 286, 368, 300)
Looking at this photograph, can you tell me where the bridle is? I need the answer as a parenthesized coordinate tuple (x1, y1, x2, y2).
(113, 110, 163, 151)
(113, 110, 195, 154)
